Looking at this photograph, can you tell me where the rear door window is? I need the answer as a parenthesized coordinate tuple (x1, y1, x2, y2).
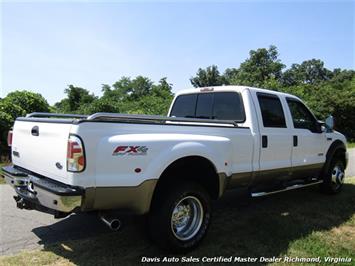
(257, 93, 286, 128)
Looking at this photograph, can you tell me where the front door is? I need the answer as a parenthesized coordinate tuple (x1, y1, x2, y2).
(285, 98, 326, 179)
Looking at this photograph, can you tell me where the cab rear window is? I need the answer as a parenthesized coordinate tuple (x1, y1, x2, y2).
(170, 92, 245, 122)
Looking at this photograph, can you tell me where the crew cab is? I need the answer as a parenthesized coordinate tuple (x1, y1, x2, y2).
(2, 86, 348, 252)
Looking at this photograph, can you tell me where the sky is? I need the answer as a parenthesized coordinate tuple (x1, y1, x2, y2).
(0, 0, 354, 105)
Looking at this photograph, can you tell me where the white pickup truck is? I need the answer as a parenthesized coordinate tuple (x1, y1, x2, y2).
(2, 86, 348, 252)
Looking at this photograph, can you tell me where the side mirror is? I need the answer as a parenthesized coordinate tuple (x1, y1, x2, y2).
(315, 120, 324, 133)
(325, 115, 334, 132)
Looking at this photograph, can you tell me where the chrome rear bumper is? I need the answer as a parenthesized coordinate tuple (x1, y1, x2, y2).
(2, 165, 83, 214)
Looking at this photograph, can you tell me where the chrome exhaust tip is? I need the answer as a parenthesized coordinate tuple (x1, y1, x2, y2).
(100, 214, 122, 231)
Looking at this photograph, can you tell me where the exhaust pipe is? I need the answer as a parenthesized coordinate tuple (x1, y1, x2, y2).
(100, 213, 122, 231)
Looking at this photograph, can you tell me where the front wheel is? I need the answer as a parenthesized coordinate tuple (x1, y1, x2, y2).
(148, 182, 211, 253)
(321, 156, 345, 194)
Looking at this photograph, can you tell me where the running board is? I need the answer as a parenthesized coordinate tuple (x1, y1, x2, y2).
(251, 180, 323, 197)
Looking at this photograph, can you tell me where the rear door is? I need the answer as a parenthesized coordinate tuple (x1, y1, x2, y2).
(252, 92, 293, 185)
(285, 98, 326, 178)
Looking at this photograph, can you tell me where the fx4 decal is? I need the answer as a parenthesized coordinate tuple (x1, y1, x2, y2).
(113, 146, 148, 156)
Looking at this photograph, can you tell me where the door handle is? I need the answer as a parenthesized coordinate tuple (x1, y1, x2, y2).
(293, 135, 298, 147)
(262, 135, 268, 148)
(31, 126, 39, 136)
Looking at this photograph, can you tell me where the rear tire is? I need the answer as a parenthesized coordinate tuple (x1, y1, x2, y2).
(320, 155, 345, 194)
(148, 181, 211, 253)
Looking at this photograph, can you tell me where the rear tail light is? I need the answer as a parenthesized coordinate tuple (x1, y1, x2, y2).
(67, 135, 85, 172)
(7, 130, 13, 147)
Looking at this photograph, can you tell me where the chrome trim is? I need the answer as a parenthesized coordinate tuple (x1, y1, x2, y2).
(331, 163, 345, 190)
(170, 196, 204, 241)
(3, 170, 82, 213)
(86, 112, 239, 126)
(34, 186, 82, 213)
(251, 180, 323, 197)
(99, 213, 122, 231)
(26, 112, 88, 119)
(3, 172, 29, 187)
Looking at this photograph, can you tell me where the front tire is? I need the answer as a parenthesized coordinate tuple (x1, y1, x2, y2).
(148, 182, 211, 253)
(321, 156, 345, 194)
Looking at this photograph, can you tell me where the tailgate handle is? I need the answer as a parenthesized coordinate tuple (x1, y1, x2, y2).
(31, 126, 39, 136)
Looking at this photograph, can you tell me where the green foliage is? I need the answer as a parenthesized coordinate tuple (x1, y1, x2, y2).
(230, 45, 285, 87)
(5, 91, 50, 114)
(103, 76, 154, 101)
(278, 75, 355, 140)
(0, 100, 25, 147)
(282, 59, 333, 86)
(190, 65, 227, 88)
(55, 85, 97, 113)
(104, 77, 174, 115)
(78, 98, 120, 115)
(0, 91, 50, 149)
(0, 99, 26, 121)
(190, 45, 355, 140)
(55, 77, 174, 116)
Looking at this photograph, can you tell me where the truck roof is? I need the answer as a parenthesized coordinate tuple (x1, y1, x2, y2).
(175, 85, 300, 100)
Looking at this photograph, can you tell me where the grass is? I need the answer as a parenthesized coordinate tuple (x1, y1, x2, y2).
(347, 142, 355, 149)
(0, 177, 354, 266)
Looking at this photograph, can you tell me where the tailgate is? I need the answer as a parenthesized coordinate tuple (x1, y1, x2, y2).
(11, 120, 72, 184)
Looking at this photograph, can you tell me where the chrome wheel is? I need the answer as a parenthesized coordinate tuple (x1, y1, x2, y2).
(331, 163, 345, 190)
(171, 196, 204, 241)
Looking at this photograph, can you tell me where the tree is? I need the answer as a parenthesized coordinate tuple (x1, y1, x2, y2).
(191, 45, 355, 140)
(78, 98, 120, 115)
(329, 69, 355, 87)
(141, 78, 174, 115)
(223, 68, 239, 83)
(0, 99, 26, 149)
(106, 76, 153, 101)
(80, 77, 174, 116)
(228, 45, 285, 87)
(280, 76, 355, 141)
(0, 91, 50, 149)
(5, 90, 50, 114)
(282, 59, 333, 86)
(190, 65, 227, 87)
(55, 85, 97, 113)
(151, 78, 173, 97)
(115, 77, 174, 115)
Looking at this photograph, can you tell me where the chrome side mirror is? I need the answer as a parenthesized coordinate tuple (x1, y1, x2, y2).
(325, 115, 334, 132)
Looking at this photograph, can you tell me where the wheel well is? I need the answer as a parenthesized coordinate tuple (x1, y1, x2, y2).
(326, 140, 346, 166)
(323, 140, 347, 177)
(151, 156, 220, 205)
(334, 149, 346, 166)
